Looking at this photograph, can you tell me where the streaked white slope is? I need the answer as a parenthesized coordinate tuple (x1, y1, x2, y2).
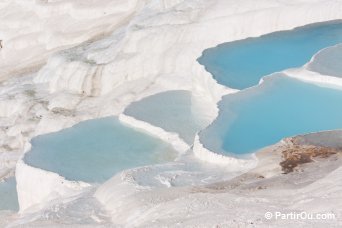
(0, 0, 143, 80)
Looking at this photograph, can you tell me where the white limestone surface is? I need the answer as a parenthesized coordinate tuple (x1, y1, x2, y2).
(16, 159, 90, 212)
(0, 0, 145, 80)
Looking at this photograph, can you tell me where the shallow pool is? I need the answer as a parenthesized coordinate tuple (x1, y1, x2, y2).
(198, 21, 342, 89)
(200, 75, 342, 155)
(124, 90, 205, 144)
(0, 177, 19, 211)
(24, 117, 177, 183)
(308, 44, 342, 78)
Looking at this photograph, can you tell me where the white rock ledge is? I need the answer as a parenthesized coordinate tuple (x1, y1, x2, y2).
(16, 144, 90, 212)
(193, 135, 257, 169)
(119, 114, 189, 154)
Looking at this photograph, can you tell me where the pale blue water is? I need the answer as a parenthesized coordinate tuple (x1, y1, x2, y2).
(0, 177, 19, 211)
(200, 75, 342, 154)
(24, 117, 177, 183)
(124, 91, 205, 144)
(308, 44, 342, 78)
(198, 21, 342, 89)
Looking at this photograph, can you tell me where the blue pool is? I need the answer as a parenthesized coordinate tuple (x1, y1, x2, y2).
(308, 44, 342, 78)
(200, 75, 342, 154)
(198, 21, 342, 89)
(0, 177, 19, 211)
(24, 117, 177, 183)
(124, 91, 205, 144)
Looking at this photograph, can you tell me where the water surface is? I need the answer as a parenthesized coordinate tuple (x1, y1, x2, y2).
(198, 21, 342, 89)
(308, 44, 342, 78)
(200, 75, 342, 154)
(24, 117, 177, 183)
(125, 90, 205, 144)
(0, 177, 19, 211)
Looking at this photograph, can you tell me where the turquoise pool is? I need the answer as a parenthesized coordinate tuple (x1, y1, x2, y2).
(24, 117, 177, 183)
(200, 75, 342, 154)
(0, 177, 19, 211)
(124, 90, 205, 144)
(198, 21, 342, 89)
(308, 44, 342, 78)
